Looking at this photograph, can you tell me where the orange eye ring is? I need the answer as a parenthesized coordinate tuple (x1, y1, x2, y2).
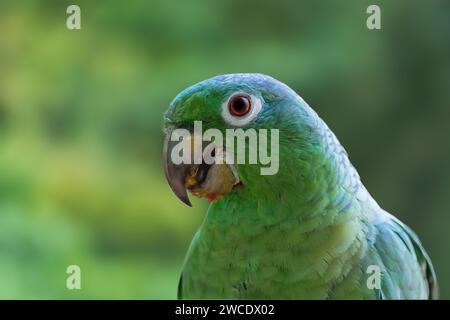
(228, 95, 251, 117)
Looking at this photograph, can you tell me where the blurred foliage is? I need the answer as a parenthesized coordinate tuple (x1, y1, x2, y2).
(0, 0, 449, 298)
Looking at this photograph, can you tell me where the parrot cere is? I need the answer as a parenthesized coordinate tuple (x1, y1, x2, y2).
(163, 73, 438, 299)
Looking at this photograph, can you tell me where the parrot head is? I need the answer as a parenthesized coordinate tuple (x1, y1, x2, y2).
(163, 73, 324, 207)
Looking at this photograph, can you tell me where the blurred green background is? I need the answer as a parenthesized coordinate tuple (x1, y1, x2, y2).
(0, 0, 449, 299)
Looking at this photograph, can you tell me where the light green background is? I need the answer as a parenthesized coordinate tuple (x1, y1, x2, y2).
(0, 0, 449, 298)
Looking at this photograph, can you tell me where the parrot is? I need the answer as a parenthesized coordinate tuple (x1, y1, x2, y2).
(163, 73, 438, 299)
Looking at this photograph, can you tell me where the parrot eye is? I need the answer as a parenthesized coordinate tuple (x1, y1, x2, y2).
(228, 95, 251, 117)
(222, 92, 263, 126)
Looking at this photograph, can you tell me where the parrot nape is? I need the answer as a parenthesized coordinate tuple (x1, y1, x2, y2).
(163, 73, 438, 299)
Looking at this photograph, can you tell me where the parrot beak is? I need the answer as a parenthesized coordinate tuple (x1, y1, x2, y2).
(163, 129, 240, 207)
(163, 132, 192, 207)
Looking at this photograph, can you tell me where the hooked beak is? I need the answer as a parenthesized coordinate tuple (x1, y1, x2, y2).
(163, 129, 240, 207)
(163, 132, 192, 206)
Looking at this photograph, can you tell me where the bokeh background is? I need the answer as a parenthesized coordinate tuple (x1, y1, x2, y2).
(0, 0, 449, 299)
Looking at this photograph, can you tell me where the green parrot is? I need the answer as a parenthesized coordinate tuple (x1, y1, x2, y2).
(163, 73, 438, 299)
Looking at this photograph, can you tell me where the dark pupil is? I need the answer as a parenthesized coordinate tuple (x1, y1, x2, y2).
(233, 97, 248, 113)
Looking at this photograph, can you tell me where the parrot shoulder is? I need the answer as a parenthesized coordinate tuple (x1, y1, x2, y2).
(370, 211, 438, 299)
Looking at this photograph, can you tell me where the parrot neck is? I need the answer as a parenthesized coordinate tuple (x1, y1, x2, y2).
(204, 181, 365, 239)
(196, 163, 370, 299)
(203, 120, 372, 238)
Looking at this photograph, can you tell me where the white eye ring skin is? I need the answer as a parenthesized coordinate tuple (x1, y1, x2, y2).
(221, 92, 263, 126)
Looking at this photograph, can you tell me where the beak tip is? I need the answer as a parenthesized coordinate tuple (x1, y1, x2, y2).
(181, 195, 192, 207)
(166, 180, 193, 208)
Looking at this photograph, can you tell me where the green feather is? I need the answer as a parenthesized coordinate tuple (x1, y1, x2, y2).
(165, 74, 437, 299)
